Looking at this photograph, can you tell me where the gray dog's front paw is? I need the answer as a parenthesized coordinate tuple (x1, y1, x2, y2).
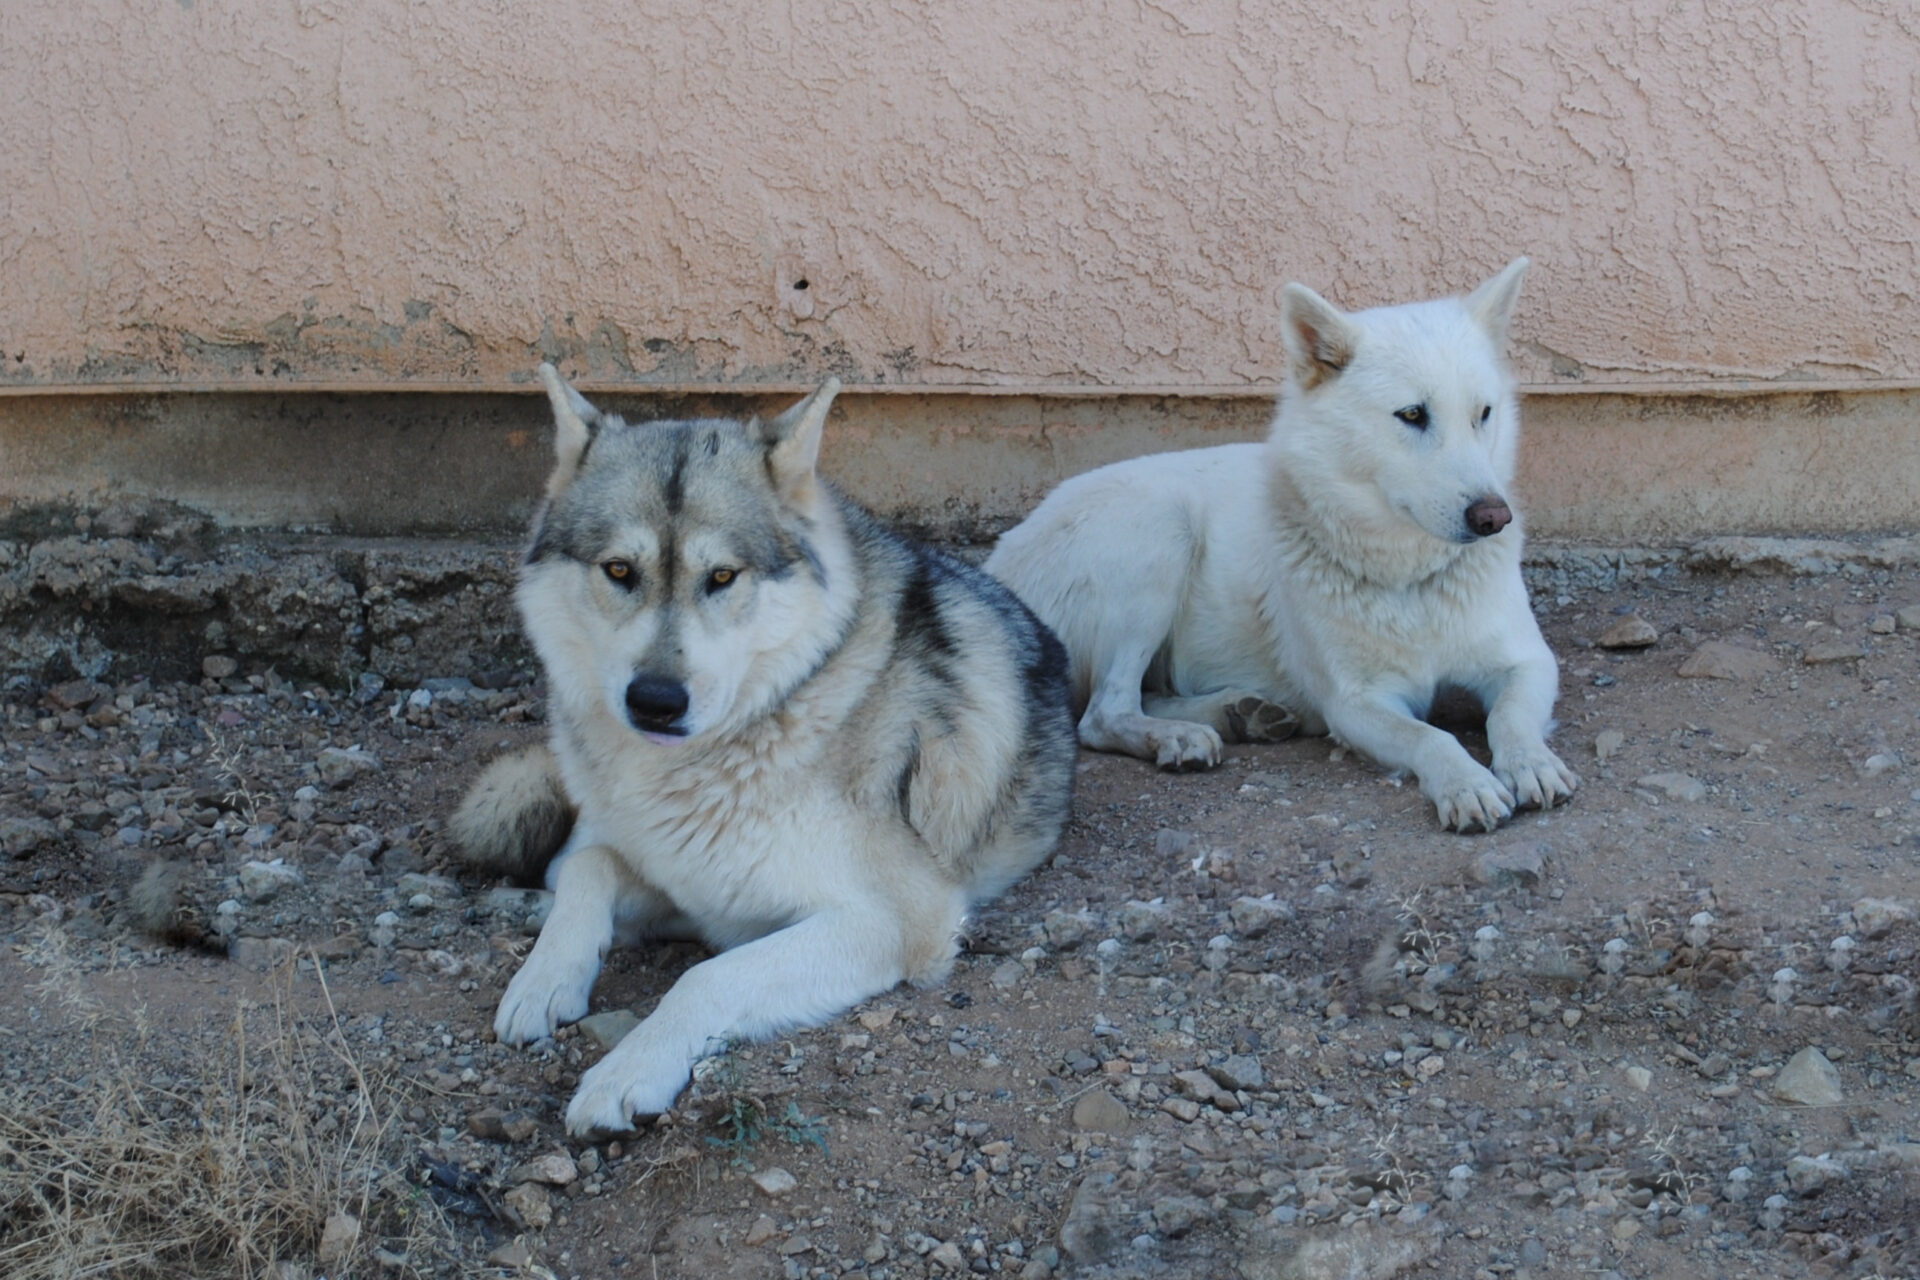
(1222, 694, 1300, 744)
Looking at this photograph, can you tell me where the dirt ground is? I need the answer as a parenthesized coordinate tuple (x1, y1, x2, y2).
(3, 557, 1918, 1280)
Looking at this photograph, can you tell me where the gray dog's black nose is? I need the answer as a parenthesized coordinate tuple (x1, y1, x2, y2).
(625, 675, 690, 735)
(1464, 496, 1513, 538)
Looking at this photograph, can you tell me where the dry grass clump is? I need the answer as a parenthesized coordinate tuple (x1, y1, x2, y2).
(0, 929, 460, 1279)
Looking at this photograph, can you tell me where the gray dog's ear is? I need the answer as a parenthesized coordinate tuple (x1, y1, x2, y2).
(758, 377, 841, 509)
(1280, 283, 1360, 391)
(536, 363, 603, 495)
(1465, 257, 1529, 343)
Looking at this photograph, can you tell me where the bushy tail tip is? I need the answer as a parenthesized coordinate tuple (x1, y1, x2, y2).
(127, 860, 225, 954)
(449, 742, 575, 886)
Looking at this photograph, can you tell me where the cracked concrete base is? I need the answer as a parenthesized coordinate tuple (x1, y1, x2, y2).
(3, 499, 1916, 685)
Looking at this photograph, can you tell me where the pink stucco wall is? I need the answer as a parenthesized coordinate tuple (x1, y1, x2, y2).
(5, 0, 1917, 393)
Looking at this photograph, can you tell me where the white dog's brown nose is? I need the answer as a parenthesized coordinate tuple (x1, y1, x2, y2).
(1464, 496, 1513, 538)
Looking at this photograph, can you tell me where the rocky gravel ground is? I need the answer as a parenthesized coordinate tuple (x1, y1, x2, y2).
(3, 554, 1918, 1279)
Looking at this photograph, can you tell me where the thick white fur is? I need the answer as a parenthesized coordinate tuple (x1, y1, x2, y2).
(987, 260, 1578, 832)
(495, 372, 1064, 1135)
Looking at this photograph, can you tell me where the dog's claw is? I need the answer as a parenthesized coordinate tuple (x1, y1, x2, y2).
(1495, 749, 1580, 812)
(565, 1042, 687, 1137)
(1429, 763, 1516, 834)
(1147, 723, 1223, 771)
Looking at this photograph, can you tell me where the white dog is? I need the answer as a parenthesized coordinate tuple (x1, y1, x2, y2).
(987, 259, 1577, 832)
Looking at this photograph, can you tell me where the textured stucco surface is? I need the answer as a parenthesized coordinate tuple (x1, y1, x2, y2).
(4, 0, 1918, 392)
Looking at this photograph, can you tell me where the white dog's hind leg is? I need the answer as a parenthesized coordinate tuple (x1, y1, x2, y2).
(1324, 693, 1516, 833)
(565, 901, 939, 1135)
(495, 840, 667, 1045)
(1482, 658, 1580, 811)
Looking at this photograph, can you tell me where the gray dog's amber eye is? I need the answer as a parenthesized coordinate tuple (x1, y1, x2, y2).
(706, 567, 737, 593)
(1394, 404, 1429, 428)
(603, 560, 634, 586)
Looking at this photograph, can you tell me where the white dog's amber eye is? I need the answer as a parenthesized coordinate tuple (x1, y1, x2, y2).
(707, 567, 737, 592)
(603, 559, 633, 585)
(1394, 404, 1429, 428)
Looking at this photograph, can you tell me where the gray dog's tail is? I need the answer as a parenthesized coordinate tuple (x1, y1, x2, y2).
(448, 743, 575, 886)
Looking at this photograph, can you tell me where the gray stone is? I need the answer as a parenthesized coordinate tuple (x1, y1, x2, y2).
(928, 1240, 966, 1271)
(1774, 1047, 1844, 1106)
(1151, 1195, 1210, 1238)
(751, 1166, 798, 1198)
(1636, 772, 1706, 803)
(1594, 729, 1625, 761)
(0, 816, 59, 859)
(238, 858, 305, 901)
(316, 746, 382, 789)
(1597, 615, 1659, 648)
(1070, 1090, 1131, 1134)
(1897, 604, 1920, 631)
(1851, 897, 1914, 939)
(1059, 1173, 1120, 1267)
(201, 654, 239, 680)
(1240, 1217, 1441, 1280)
(578, 1010, 640, 1051)
(508, 1152, 578, 1186)
(1677, 641, 1779, 680)
(1472, 843, 1545, 889)
(1154, 828, 1197, 861)
(1804, 640, 1867, 665)
(1209, 1054, 1266, 1092)
(1118, 900, 1169, 942)
(1785, 1154, 1846, 1196)
(1229, 895, 1293, 938)
(1041, 909, 1090, 950)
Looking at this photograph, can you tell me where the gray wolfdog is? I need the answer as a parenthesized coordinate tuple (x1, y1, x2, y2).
(453, 366, 1075, 1134)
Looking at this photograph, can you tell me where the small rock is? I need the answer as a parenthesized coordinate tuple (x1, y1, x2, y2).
(1241, 1216, 1439, 1280)
(1154, 828, 1197, 861)
(1331, 847, 1372, 888)
(1071, 1090, 1131, 1134)
(1593, 729, 1625, 762)
(1059, 1173, 1120, 1267)
(991, 959, 1025, 989)
(502, 1182, 552, 1229)
(1150, 1195, 1210, 1238)
(1042, 909, 1090, 950)
(1117, 900, 1168, 942)
(1624, 1065, 1652, 1092)
(743, 1215, 778, 1246)
(1597, 615, 1659, 648)
(317, 1211, 359, 1267)
(486, 1238, 535, 1269)
(1209, 1054, 1266, 1092)
(1851, 897, 1914, 939)
(1785, 1154, 1846, 1196)
(1472, 843, 1545, 889)
(856, 1006, 897, 1032)
(0, 816, 59, 859)
(238, 859, 305, 901)
(509, 1153, 579, 1186)
(316, 746, 382, 789)
(751, 1166, 798, 1198)
(1897, 604, 1920, 631)
(1677, 641, 1778, 680)
(1159, 1095, 1202, 1123)
(577, 1010, 640, 1051)
(1861, 752, 1900, 777)
(201, 654, 240, 680)
(1229, 895, 1293, 938)
(1774, 1047, 1844, 1106)
(228, 936, 293, 971)
(1868, 614, 1897, 634)
(1804, 640, 1867, 665)
(928, 1240, 966, 1271)
(1636, 772, 1706, 803)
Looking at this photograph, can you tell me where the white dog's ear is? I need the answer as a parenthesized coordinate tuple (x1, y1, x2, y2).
(536, 363, 604, 495)
(759, 377, 841, 508)
(1465, 257, 1529, 342)
(1281, 284, 1360, 390)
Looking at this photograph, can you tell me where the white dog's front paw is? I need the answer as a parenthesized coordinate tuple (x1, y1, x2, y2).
(1495, 748, 1580, 812)
(1148, 722, 1223, 771)
(565, 1045, 688, 1136)
(1425, 763, 1516, 833)
(494, 949, 597, 1045)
